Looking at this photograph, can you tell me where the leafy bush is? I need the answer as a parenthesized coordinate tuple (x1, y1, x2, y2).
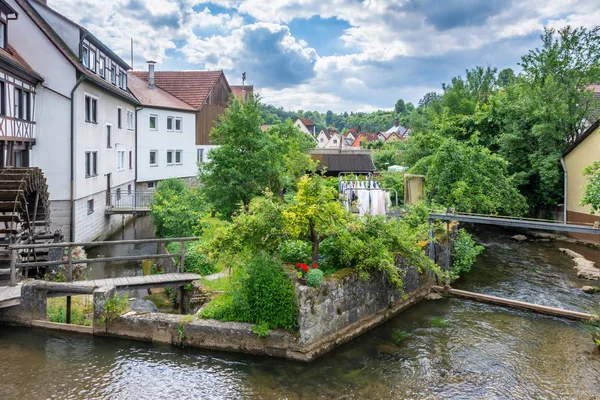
(184, 242, 216, 275)
(306, 268, 324, 287)
(278, 240, 311, 263)
(100, 294, 129, 324)
(251, 321, 271, 337)
(451, 229, 483, 281)
(151, 179, 207, 238)
(200, 253, 298, 331)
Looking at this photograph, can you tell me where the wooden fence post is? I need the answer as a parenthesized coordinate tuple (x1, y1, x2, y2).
(179, 241, 186, 273)
(67, 246, 73, 282)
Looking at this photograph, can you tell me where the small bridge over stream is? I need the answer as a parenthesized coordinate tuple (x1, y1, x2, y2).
(0, 237, 201, 319)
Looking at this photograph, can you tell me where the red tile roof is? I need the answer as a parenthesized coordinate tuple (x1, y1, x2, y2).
(347, 127, 358, 133)
(230, 85, 253, 100)
(130, 70, 225, 110)
(351, 132, 379, 147)
(127, 74, 196, 111)
(301, 119, 315, 127)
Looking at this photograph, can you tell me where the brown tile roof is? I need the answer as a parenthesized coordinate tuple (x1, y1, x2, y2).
(14, 0, 139, 104)
(301, 119, 315, 127)
(130, 71, 224, 110)
(127, 74, 196, 111)
(0, 45, 43, 82)
(351, 132, 378, 147)
(230, 85, 253, 100)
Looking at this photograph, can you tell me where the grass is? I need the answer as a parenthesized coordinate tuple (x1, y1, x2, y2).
(144, 289, 174, 311)
(47, 295, 93, 326)
(200, 276, 232, 292)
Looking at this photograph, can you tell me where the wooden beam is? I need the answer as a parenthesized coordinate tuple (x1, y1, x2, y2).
(433, 286, 596, 321)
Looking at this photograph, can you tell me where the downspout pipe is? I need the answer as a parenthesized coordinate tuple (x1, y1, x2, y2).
(135, 104, 144, 185)
(560, 157, 567, 224)
(70, 76, 86, 242)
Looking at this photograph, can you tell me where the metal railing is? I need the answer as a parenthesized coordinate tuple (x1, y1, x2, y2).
(106, 190, 154, 212)
(8, 237, 200, 286)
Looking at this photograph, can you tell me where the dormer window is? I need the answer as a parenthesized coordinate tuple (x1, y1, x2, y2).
(0, 21, 6, 50)
(82, 44, 89, 68)
(110, 66, 116, 85)
(89, 49, 96, 72)
(118, 73, 126, 90)
(99, 57, 105, 78)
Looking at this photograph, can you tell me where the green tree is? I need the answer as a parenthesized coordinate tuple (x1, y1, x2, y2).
(150, 179, 206, 237)
(412, 138, 527, 216)
(283, 175, 347, 264)
(325, 110, 334, 127)
(395, 99, 406, 114)
(200, 98, 313, 218)
(498, 68, 516, 87)
(581, 161, 600, 214)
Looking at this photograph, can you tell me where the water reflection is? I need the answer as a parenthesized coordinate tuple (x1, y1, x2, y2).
(1, 227, 599, 399)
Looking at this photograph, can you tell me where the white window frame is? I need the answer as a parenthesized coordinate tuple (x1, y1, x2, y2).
(166, 116, 174, 132)
(87, 199, 94, 215)
(175, 150, 182, 165)
(89, 48, 96, 72)
(117, 150, 125, 172)
(127, 110, 134, 130)
(166, 150, 174, 165)
(82, 44, 90, 68)
(84, 94, 98, 123)
(197, 148, 203, 163)
(99, 56, 105, 78)
(149, 150, 158, 166)
(106, 124, 112, 148)
(149, 114, 158, 131)
(175, 117, 182, 132)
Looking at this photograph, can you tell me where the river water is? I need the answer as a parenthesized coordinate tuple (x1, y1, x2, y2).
(1, 227, 599, 399)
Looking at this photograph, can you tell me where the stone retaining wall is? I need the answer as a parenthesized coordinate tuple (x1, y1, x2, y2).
(1, 266, 432, 362)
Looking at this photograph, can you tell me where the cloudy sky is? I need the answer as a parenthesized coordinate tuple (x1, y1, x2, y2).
(48, 0, 599, 112)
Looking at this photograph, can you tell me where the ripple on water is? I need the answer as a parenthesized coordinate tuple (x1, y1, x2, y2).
(1, 228, 600, 399)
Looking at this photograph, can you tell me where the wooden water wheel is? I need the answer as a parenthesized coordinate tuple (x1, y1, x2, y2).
(0, 168, 60, 278)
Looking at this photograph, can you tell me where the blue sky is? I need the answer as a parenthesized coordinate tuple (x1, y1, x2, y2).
(49, 0, 600, 112)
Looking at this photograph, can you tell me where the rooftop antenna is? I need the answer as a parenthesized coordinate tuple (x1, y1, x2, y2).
(130, 38, 134, 69)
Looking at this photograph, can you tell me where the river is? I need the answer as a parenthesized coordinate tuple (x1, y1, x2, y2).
(1, 226, 599, 399)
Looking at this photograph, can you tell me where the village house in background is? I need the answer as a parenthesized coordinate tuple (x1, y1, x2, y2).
(378, 117, 409, 142)
(128, 62, 198, 190)
(294, 118, 317, 137)
(562, 118, 600, 244)
(230, 84, 253, 102)
(130, 68, 232, 190)
(6, 0, 139, 242)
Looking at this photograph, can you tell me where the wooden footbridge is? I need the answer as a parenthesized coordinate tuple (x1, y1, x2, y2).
(0, 237, 201, 317)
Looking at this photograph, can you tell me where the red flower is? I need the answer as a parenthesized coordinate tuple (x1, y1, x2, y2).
(312, 264, 318, 269)
(295, 263, 301, 268)
(301, 265, 309, 273)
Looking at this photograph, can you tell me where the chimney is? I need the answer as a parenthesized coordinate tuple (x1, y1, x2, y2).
(147, 61, 156, 89)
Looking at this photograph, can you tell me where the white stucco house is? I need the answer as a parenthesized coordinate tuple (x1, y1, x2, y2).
(7, 0, 139, 241)
(128, 63, 200, 190)
(294, 118, 317, 138)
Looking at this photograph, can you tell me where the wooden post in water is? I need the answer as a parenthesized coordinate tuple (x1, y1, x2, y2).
(66, 246, 73, 324)
(445, 221, 451, 286)
(179, 286, 185, 314)
(9, 249, 17, 286)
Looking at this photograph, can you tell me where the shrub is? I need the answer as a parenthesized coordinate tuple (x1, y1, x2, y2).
(100, 294, 129, 324)
(151, 179, 207, 238)
(200, 253, 298, 331)
(306, 268, 324, 287)
(184, 242, 216, 275)
(451, 229, 483, 281)
(278, 240, 311, 263)
(251, 321, 271, 337)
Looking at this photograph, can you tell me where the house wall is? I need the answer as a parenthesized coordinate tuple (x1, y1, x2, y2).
(7, 0, 77, 97)
(564, 125, 600, 243)
(73, 81, 135, 200)
(316, 132, 328, 148)
(30, 1, 80, 54)
(136, 107, 198, 183)
(196, 74, 231, 145)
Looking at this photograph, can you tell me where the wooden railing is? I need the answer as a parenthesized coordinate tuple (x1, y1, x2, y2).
(8, 237, 200, 286)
